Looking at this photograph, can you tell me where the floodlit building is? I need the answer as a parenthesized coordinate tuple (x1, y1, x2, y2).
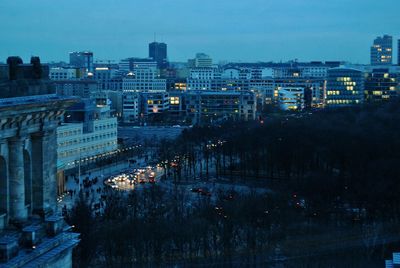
(57, 99, 118, 170)
(326, 68, 364, 107)
(371, 35, 393, 65)
(278, 87, 305, 111)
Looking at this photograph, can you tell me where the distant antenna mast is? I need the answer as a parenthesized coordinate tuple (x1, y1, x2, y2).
(154, 32, 156, 42)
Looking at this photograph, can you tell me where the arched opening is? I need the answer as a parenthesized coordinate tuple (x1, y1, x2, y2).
(0, 156, 7, 215)
(23, 150, 32, 215)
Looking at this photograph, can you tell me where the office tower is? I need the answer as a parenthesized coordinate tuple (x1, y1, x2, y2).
(398, 39, 400, 65)
(326, 67, 364, 107)
(370, 35, 392, 65)
(365, 68, 398, 102)
(149, 42, 168, 69)
(69, 51, 94, 72)
(0, 57, 79, 266)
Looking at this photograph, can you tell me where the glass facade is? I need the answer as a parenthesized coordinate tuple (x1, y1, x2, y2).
(326, 68, 364, 107)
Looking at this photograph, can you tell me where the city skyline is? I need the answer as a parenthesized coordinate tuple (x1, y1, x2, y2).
(0, 0, 399, 63)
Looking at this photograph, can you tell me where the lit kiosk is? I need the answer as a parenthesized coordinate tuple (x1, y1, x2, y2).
(0, 57, 79, 267)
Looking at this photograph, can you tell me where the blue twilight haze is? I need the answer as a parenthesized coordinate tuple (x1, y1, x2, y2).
(0, 0, 399, 63)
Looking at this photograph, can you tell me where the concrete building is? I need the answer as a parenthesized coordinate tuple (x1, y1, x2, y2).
(54, 79, 99, 98)
(0, 57, 79, 266)
(273, 78, 325, 108)
(187, 68, 221, 90)
(92, 90, 123, 118)
(249, 79, 275, 105)
(278, 87, 305, 111)
(272, 63, 330, 79)
(69, 51, 94, 72)
(122, 66, 166, 92)
(326, 67, 364, 107)
(365, 68, 398, 102)
(122, 91, 141, 122)
(93, 66, 119, 90)
(140, 91, 170, 117)
(49, 67, 79, 80)
(149, 42, 168, 69)
(57, 100, 118, 170)
(169, 90, 256, 124)
(119, 58, 157, 72)
(188, 53, 213, 68)
(371, 35, 393, 65)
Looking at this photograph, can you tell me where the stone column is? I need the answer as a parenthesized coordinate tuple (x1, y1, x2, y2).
(32, 129, 58, 217)
(8, 137, 28, 222)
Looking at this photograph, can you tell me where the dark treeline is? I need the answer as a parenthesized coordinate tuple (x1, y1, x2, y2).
(159, 100, 400, 221)
(67, 187, 292, 267)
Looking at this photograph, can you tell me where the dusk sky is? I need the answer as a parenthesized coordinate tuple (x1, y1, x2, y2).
(0, 0, 399, 64)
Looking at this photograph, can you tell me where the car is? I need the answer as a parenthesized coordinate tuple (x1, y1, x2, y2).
(190, 188, 201, 193)
(200, 191, 212, 197)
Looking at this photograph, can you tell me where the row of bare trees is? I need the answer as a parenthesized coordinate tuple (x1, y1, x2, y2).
(67, 186, 294, 267)
(157, 100, 400, 220)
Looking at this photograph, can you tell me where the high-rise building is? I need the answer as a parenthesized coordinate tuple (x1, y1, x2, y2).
(370, 35, 392, 65)
(149, 42, 168, 69)
(326, 67, 364, 107)
(398, 39, 400, 65)
(69, 51, 94, 72)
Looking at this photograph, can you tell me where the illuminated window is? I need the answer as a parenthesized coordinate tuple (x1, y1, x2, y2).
(170, 97, 180, 105)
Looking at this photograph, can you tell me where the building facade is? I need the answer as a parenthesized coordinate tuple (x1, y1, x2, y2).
(54, 79, 99, 98)
(326, 68, 364, 107)
(278, 87, 305, 111)
(169, 90, 256, 124)
(0, 57, 79, 267)
(69, 51, 94, 72)
(149, 42, 168, 69)
(365, 68, 398, 102)
(57, 101, 118, 170)
(371, 35, 393, 65)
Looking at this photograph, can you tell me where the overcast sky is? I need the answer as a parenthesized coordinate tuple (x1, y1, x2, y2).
(0, 0, 399, 64)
